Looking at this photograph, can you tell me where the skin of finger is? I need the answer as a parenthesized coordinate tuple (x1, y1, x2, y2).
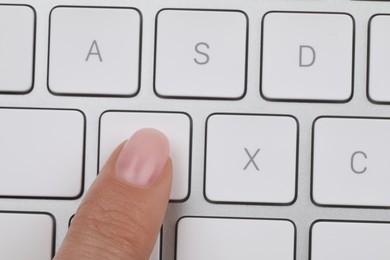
(54, 142, 173, 260)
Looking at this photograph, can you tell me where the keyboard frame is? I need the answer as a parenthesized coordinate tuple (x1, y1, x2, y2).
(1, 0, 390, 259)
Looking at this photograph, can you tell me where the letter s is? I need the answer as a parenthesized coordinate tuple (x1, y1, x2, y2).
(194, 42, 210, 65)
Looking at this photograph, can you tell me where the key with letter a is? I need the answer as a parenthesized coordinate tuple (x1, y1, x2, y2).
(49, 7, 141, 96)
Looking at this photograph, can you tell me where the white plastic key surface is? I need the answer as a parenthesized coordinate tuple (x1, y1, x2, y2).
(99, 111, 191, 201)
(0, 109, 84, 198)
(0, 212, 54, 260)
(205, 114, 297, 204)
(262, 12, 353, 101)
(369, 15, 390, 102)
(311, 221, 390, 260)
(49, 7, 141, 96)
(176, 217, 295, 260)
(0, 5, 35, 93)
(155, 10, 247, 99)
(313, 117, 390, 207)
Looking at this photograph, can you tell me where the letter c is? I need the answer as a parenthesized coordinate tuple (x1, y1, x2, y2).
(351, 151, 367, 174)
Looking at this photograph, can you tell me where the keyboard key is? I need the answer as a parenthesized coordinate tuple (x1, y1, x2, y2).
(313, 117, 390, 207)
(311, 221, 390, 260)
(176, 217, 295, 260)
(155, 9, 247, 99)
(205, 114, 297, 204)
(0, 108, 85, 198)
(48, 7, 141, 96)
(369, 15, 390, 102)
(0, 5, 35, 93)
(0, 212, 54, 260)
(262, 12, 353, 101)
(99, 111, 191, 201)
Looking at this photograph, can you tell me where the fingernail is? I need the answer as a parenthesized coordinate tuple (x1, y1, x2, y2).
(115, 128, 170, 187)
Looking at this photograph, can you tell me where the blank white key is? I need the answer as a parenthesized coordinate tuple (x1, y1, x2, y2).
(49, 7, 141, 96)
(369, 15, 390, 102)
(311, 221, 390, 260)
(176, 217, 295, 260)
(205, 114, 297, 204)
(0, 108, 84, 198)
(262, 12, 353, 101)
(0, 5, 35, 93)
(155, 10, 247, 99)
(99, 111, 191, 201)
(313, 117, 390, 207)
(0, 212, 54, 260)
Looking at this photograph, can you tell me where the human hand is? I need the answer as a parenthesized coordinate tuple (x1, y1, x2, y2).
(54, 128, 172, 259)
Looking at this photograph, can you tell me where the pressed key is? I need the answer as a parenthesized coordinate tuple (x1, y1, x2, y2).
(313, 117, 390, 207)
(0, 212, 54, 260)
(0, 5, 35, 93)
(262, 12, 353, 101)
(311, 221, 390, 260)
(176, 217, 295, 260)
(48, 7, 141, 96)
(99, 111, 191, 201)
(0, 108, 85, 198)
(205, 114, 298, 204)
(155, 9, 247, 99)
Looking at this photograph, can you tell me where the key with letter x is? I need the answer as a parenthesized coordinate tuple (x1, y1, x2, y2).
(205, 114, 298, 204)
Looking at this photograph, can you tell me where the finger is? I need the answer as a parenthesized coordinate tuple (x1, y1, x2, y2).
(54, 128, 172, 260)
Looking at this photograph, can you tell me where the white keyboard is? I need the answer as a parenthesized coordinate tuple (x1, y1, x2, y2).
(1, 0, 390, 259)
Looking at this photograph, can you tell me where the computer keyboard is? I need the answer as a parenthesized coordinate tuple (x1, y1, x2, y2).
(1, 0, 390, 259)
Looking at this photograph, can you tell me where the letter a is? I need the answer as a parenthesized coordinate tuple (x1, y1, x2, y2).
(85, 40, 103, 62)
(299, 45, 316, 67)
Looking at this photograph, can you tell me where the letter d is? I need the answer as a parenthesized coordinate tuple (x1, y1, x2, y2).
(299, 45, 316, 67)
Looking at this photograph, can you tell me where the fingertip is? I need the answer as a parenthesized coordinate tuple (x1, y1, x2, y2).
(115, 128, 170, 187)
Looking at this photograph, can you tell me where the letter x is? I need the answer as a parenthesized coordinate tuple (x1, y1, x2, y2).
(243, 148, 260, 171)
